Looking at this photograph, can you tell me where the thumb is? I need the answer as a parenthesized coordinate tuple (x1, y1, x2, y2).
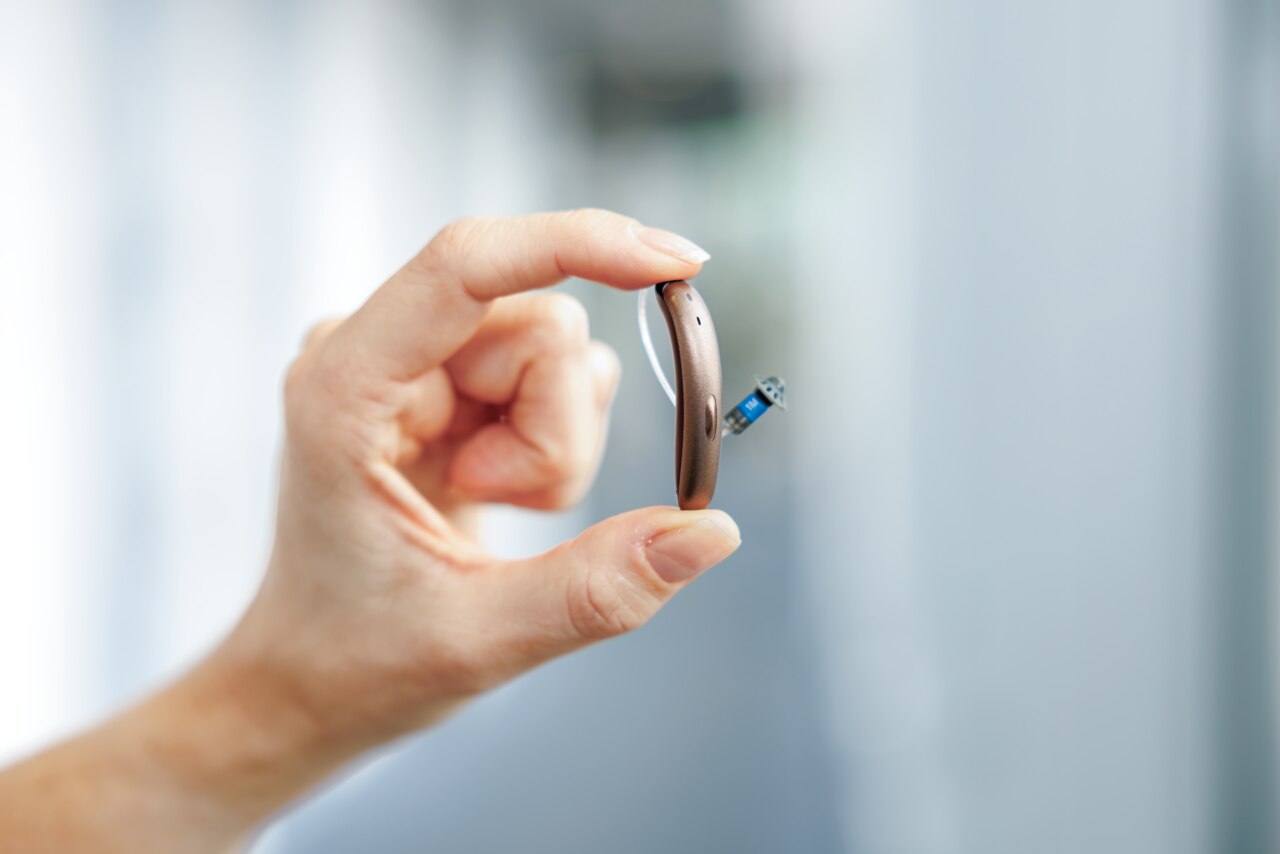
(469, 507, 741, 674)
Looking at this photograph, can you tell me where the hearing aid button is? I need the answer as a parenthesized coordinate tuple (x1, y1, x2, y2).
(705, 395, 717, 439)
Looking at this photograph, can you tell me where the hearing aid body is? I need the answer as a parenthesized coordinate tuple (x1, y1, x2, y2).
(655, 280, 722, 510)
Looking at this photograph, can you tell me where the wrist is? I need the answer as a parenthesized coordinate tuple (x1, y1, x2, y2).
(0, 638, 359, 850)
(120, 639, 366, 840)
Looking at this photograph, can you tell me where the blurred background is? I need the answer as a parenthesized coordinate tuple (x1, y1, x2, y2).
(2, 0, 1278, 852)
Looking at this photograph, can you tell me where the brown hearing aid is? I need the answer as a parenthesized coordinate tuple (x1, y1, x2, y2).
(655, 280, 722, 510)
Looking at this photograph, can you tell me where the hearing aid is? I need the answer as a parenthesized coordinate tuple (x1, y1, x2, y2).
(654, 280, 722, 510)
(637, 279, 787, 510)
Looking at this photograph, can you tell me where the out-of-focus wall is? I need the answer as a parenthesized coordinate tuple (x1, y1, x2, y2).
(791, 0, 1229, 850)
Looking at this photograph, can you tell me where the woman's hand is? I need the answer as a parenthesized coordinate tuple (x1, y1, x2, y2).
(231, 207, 740, 742)
(0, 210, 740, 852)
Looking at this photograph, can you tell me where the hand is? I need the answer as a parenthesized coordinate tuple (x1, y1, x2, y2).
(125, 210, 739, 845)
(237, 206, 739, 719)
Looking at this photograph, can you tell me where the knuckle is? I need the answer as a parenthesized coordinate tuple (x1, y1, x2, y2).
(301, 317, 341, 352)
(533, 437, 595, 490)
(564, 207, 631, 231)
(535, 293, 590, 346)
(566, 442, 598, 479)
(592, 342, 622, 392)
(531, 479, 589, 512)
(282, 345, 351, 439)
(567, 555, 659, 641)
(279, 334, 389, 472)
(427, 216, 486, 263)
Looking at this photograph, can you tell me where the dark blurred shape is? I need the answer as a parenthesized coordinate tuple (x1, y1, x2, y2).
(582, 61, 746, 134)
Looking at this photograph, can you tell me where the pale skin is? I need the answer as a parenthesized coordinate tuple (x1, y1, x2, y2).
(0, 209, 741, 852)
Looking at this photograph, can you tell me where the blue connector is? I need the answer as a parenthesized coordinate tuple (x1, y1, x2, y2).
(723, 375, 787, 436)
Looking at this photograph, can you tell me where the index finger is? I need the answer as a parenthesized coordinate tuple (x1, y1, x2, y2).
(334, 209, 710, 382)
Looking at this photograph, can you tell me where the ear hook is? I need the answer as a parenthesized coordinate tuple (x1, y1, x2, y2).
(637, 289, 677, 407)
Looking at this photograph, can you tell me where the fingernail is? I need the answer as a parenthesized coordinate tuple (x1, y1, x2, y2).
(636, 226, 711, 264)
(646, 514, 741, 583)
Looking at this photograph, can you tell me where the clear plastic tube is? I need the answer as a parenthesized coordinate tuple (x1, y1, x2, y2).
(637, 289, 677, 407)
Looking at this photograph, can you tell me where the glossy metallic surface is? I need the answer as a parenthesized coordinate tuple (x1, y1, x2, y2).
(655, 280, 722, 509)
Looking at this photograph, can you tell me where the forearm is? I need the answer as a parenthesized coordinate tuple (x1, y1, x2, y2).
(0, 646, 365, 852)
(0, 209, 736, 851)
